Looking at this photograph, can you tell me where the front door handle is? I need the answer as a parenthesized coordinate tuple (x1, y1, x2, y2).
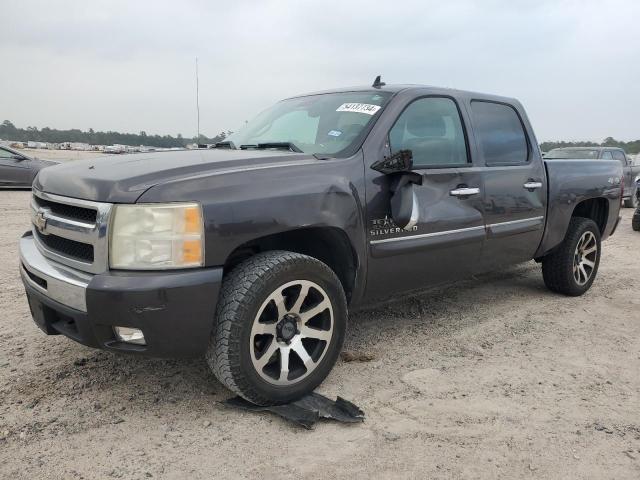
(450, 187, 480, 197)
(523, 182, 543, 190)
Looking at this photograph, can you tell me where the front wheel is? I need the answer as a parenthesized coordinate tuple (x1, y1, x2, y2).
(542, 217, 601, 296)
(207, 251, 347, 405)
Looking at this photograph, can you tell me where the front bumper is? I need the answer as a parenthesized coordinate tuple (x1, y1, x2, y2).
(19, 232, 223, 358)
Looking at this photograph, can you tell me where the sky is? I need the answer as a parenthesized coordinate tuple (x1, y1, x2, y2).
(1, 0, 639, 142)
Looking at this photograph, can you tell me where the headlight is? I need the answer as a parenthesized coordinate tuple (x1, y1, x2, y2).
(110, 203, 204, 269)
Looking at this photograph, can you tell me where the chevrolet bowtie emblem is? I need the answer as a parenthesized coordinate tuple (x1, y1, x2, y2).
(34, 208, 50, 235)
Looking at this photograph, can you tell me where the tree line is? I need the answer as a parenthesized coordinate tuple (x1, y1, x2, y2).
(541, 137, 639, 154)
(2, 120, 638, 154)
(0, 120, 229, 149)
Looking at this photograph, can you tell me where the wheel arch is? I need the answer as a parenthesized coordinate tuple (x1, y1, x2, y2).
(570, 197, 609, 235)
(536, 197, 609, 260)
(223, 227, 360, 304)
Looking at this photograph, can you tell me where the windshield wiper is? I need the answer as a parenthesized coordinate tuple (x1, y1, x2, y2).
(240, 142, 303, 153)
(214, 141, 236, 149)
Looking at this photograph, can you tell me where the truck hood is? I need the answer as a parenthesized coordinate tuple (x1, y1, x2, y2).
(34, 149, 318, 203)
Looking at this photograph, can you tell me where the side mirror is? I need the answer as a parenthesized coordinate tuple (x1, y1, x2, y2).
(372, 149, 422, 231)
(391, 180, 419, 230)
(371, 149, 413, 174)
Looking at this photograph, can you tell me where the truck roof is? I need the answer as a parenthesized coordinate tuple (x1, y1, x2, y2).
(286, 84, 519, 105)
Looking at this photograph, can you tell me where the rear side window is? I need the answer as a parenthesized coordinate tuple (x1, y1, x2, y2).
(601, 151, 613, 159)
(470, 101, 529, 166)
(389, 97, 468, 168)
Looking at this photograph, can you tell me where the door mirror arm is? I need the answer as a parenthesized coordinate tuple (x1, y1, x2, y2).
(371, 149, 414, 175)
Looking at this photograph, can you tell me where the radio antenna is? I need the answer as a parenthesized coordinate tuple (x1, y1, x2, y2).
(196, 57, 200, 144)
(372, 75, 386, 88)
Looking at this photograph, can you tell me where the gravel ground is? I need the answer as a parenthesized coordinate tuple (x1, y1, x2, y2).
(0, 190, 638, 479)
(20, 148, 107, 162)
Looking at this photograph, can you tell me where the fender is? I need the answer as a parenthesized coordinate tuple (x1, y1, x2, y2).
(137, 152, 367, 277)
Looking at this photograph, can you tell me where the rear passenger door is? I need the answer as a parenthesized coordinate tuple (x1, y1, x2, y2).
(468, 100, 547, 271)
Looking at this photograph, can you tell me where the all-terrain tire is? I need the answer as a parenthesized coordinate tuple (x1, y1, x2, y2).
(206, 251, 347, 405)
(542, 217, 601, 296)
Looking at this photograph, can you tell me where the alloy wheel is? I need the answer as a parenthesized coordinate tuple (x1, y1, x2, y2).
(573, 231, 598, 286)
(250, 280, 334, 386)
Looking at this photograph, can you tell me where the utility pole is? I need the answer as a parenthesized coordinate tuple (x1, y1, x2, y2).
(195, 57, 200, 144)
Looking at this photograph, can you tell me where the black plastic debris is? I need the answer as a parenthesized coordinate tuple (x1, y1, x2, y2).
(224, 392, 365, 429)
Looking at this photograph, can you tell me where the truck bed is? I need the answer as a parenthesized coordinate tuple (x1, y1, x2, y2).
(536, 159, 623, 257)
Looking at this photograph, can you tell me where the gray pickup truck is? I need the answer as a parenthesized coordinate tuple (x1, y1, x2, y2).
(20, 82, 623, 405)
(546, 147, 640, 208)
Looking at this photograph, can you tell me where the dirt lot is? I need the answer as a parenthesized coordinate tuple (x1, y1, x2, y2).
(20, 148, 107, 162)
(0, 191, 638, 479)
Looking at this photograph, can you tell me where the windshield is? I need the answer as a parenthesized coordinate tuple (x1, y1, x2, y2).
(225, 91, 392, 156)
(545, 148, 600, 159)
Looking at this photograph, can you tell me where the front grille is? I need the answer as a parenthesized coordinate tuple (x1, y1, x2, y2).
(35, 231, 94, 262)
(31, 190, 112, 273)
(33, 196, 97, 223)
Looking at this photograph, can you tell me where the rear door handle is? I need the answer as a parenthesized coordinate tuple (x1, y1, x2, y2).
(450, 187, 480, 197)
(523, 182, 543, 190)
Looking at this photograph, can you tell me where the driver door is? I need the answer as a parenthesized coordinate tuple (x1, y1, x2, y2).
(363, 96, 486, 299)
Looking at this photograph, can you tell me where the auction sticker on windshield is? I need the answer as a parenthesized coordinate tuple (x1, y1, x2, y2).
(336, 103, 381, 115)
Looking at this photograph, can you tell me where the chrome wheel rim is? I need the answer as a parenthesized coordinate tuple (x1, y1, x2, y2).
(573, 231, 597, 286)
(250, 280, 334, 386)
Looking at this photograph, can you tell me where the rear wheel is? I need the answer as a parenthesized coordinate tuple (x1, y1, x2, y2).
(207, 251, 347, 405)
(542, 217, 601, 296)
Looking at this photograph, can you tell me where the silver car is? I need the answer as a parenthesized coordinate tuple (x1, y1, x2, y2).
(0, 146, 58, 188)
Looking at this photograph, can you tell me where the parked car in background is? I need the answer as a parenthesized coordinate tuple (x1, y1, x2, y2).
(545, 147, 640, 208)
(0, 145, 59, 188)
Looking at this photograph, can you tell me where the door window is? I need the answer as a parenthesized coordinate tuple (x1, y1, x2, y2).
(601, 151, 613, 159)
(389, 97, 468, 168)
(470, 101, 529, 166)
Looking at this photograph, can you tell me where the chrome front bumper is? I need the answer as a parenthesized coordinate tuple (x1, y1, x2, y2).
(19, 233, 92, 312)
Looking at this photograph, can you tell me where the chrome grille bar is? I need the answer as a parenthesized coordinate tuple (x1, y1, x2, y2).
(30, 190, 113, 274)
